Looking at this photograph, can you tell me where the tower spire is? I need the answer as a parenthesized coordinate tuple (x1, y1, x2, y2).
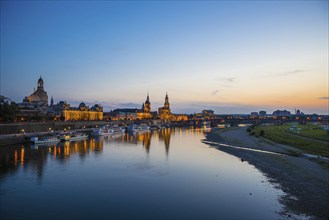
(164, 92, 169, 109)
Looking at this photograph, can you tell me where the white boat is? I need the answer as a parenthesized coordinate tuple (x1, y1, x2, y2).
(109, 126, 126, 135)
(69, 133, 88, 141)
(127, 124, 150, 132)
(31, 136, 60, 145)
(92, 126, 112, 136)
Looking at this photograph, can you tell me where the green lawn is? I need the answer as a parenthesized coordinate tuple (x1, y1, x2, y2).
(253, 123, 329, 157)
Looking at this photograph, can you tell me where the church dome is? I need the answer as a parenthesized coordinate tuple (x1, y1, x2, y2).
(79, 102, 86, 108)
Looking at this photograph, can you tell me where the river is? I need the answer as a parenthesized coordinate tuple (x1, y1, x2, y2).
(0, 128, 286, 219)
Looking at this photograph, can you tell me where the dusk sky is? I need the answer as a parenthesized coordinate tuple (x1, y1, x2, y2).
(1, 1, 328, 114)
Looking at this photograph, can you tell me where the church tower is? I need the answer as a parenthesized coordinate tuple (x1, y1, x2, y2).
(164, 92, 170, 109)
(37, 76, 44, 90)
(144, 92, 151, 113)
(50, 96, 54, 106)
(158, 92, 171, 122)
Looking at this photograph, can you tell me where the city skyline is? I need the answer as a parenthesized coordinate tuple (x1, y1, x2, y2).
(1, 1, 328, 114)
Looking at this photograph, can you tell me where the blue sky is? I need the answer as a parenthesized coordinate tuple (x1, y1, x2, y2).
(1, 1, 328, 114)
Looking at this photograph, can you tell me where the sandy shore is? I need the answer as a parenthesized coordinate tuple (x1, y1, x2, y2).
(205, 127, 329, 220)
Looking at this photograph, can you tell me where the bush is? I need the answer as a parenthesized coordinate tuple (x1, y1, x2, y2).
(260, 130, 265, 136)
(246, 127, 252, 133)
(250, 131, 255, 136)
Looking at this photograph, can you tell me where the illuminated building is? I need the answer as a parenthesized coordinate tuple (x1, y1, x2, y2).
(158, 93, 173, 122)
(61, 102, 103, 121)
(110, 94, 153, 120)
(23, 76, 48, 106)
(17, 77, 49, 119)
(158, 93, 188, 122)
(136, 93, 152, 120)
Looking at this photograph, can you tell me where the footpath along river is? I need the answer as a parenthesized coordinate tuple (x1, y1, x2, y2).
(0, 128, 305, 219)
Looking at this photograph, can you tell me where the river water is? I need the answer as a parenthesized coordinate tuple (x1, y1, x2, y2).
(0, 128, 285, 219)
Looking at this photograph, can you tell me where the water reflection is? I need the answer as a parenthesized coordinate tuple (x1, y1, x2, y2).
(0, 139, 104, 180)
(0, 128, 202, 179)
(0, 127, 286, 220)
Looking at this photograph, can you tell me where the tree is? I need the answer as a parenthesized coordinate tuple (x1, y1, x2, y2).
(0, 101, 19, 122)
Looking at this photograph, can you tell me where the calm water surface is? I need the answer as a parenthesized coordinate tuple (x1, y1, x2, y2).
(1, 128, 285, 219)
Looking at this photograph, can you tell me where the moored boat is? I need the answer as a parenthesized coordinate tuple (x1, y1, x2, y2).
(109, 126, 126, 135)
(128, 124, 150, 132)
(69, 133, 88, 141)
(31, 136, 60, 145)
(92, 126, 112, 136)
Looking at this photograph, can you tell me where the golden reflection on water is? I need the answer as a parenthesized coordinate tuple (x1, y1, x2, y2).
(20, 148, 24, 165)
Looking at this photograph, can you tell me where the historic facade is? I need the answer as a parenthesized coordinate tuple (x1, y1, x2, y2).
(158, 93, 173, 122)
(158, 93, 188, 122)
(136, 93, 153, 120)
(18, 77, 49, 118)
(23, 77, 48, 106)
(61, 102, 103, 121)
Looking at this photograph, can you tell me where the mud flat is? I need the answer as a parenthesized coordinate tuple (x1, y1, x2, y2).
(205, 127, 329, 219)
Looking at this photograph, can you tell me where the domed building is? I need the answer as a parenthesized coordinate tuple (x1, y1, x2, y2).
(23, 77, 48, 106)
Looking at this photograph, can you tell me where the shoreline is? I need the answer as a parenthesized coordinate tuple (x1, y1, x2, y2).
(205, 127, 329, 219)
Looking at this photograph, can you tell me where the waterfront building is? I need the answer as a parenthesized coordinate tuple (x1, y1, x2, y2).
(136, 93, 153, 120)
(22, 76, 48, 106)
(158, 93, 188, 122)
(17, 77, 49, 119)
(109, 94, 154, 121)
(108, 108, 139, 121)
(61, 102, 103, 121)
(158, 93, 173, 122)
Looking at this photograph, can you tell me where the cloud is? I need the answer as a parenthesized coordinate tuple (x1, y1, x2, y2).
(224, 77, 236, 82)
(216, 77, 236, 83)
(212, 90, 219, 96)
(276, 69, 305, 77)
(319, 97, 329, 100)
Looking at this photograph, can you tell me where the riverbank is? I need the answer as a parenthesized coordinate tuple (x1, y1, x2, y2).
(205, 127, 329, 219)
(0, 121, 110, 145)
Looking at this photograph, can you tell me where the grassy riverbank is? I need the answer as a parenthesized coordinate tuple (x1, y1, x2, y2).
(251, 123, 329, 157)
(206, 127, 329, 219)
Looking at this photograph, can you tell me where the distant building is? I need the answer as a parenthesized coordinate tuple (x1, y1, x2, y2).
(272, 110, 291, 117)
(250, 112, 259, 116)
(295, 109, 304, 115)
(108, 108, 139, 121)
(259, 111, 267, 116)
(202, 109, 214, 116)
